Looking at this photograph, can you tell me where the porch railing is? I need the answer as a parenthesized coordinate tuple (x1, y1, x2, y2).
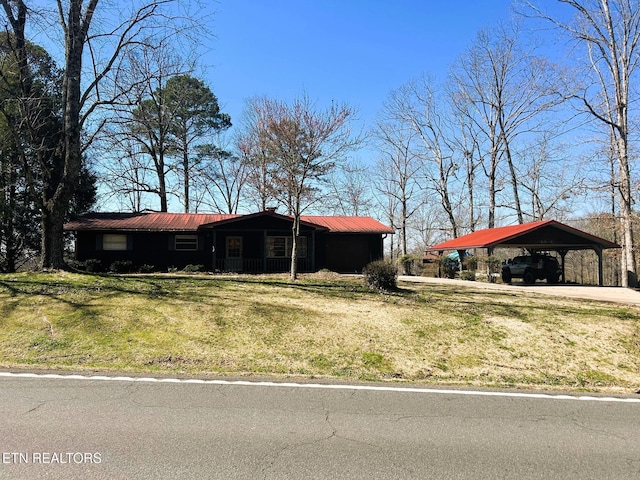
(215, 258, 312, 273)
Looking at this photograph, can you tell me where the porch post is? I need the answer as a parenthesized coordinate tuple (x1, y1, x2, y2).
(311, 230, 316, 272)
(211, 230, 217, 272)
(263, 229, 268, 273)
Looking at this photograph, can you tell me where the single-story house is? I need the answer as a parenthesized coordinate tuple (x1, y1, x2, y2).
(64, 209, 394, 273)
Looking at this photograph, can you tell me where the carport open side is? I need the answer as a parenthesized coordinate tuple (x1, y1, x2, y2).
(428, 220, 620, 286)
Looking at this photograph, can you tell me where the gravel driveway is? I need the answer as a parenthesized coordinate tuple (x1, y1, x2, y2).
(398, 275, 640, 306)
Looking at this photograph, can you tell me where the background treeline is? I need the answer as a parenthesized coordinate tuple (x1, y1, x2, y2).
(1, 1, 638, 287)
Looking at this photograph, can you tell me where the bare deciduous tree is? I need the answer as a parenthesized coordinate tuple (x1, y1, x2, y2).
(400, 76, 461, 238)
(524, 0, 640, 287)
(373, 118, 423, 258)
(0, 0, 206, 268)
(241, 94, 362, 281)
(518, 133, 586, 220)
(326, 160, 374, 216)
(237, 96, 278, 212)
(449, 23, 561, 228)
(192, 140, 247, 214)
(120, 47, 181, 212)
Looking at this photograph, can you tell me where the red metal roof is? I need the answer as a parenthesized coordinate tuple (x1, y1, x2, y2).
(428, 220, 619, 251)
(64, 212, 394, 234)
(64, 212, 238, 232)
(302, 216, 395, 234)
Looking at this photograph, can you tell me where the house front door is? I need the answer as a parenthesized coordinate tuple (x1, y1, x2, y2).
(226, 236, 243, 272)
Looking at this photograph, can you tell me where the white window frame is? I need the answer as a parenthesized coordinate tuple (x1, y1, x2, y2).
(103, 234, 128, 251)
(175, 234, 198, 251)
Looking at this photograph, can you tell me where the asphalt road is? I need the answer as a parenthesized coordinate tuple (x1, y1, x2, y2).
(1, 373, 639, 480)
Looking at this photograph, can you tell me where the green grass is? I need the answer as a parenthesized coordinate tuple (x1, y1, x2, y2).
(0, 271, 639, 393)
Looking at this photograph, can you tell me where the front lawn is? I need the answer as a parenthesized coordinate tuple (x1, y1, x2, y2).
(0, 271, 638, 393)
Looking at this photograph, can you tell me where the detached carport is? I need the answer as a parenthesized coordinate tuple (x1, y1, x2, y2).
(428, 220, 620, 286)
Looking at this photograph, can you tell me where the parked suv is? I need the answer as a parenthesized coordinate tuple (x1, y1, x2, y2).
(501, 254, 561, 284)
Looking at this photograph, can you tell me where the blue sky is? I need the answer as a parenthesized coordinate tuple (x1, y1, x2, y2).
(205, 0, 570, 151)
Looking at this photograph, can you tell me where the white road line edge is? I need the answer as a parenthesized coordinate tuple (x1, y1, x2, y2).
(1, 371, 639, 403)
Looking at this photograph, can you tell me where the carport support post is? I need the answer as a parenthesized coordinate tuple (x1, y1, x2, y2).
(595, 246, 604, 287)
(559, 249, 567, 284)
(457, 250, 465, 273)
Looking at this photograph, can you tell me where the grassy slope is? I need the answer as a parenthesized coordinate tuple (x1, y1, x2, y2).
(0, 271, 638, 393)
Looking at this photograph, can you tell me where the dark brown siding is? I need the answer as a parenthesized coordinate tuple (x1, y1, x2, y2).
(75, 231, 213, 271)
(73, 221, 385, 274)
(323, 234, 384, 273)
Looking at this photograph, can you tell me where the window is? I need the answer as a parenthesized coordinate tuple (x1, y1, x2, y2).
(226, 237, 242, 258)
(267, 236, 307, 258)
(103, 234, 128, 251)
(267, 236, 287, 258)
(175, 235, 198, 251)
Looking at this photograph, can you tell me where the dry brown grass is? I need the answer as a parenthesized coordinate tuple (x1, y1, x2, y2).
(0, 272, 638, 393)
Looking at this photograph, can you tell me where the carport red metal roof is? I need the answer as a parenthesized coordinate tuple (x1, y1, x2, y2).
(428, 219, 619, 252)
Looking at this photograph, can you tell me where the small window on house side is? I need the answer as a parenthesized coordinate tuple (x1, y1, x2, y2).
(103, 234, 128, 251)
(175, 234, 198, 251)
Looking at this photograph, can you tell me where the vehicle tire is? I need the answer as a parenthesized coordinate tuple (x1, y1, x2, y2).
(523, 270, 535, 285)
(501, 270, 512, 284)
(547, 275, 559, 284)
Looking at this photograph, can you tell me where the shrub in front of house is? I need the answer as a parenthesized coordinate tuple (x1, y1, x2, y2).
(439, 256, 458, 279)
(83, 259, 104, 273)
(183, 264, 205, 273)
(65, 259, 84, 271)
(138, 264, 156, 273)
(485, 256, 502, 283)
(460, 270, 476, 281)
(363, 260, 398, 291)
(463, 255, 478, 271)
(398, 254, 423, 276)
(109, 260, 134, 273)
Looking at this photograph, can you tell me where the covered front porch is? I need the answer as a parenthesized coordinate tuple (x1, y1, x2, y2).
(201, 211, 326, 274)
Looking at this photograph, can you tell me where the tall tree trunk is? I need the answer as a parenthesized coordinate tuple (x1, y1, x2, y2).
(609, 143, 619, 286)
(618, 134, 636, 287)
(43, 0, 89, 270)
(290, 214, 299, 281)
(466, 150, 475, 232)
(40, 208, 66, 270)
(153, 151, 168, 212)
(530, 0, 639, 287)
(499, 118, 523, 224)
(183, 149, 190, 213)
(5, 193, 16, 273)
(488, 150, 498, 229)
(401, 199, 408, 256)
(1, 162, 17, 272)
(438, 169, 458, 238)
